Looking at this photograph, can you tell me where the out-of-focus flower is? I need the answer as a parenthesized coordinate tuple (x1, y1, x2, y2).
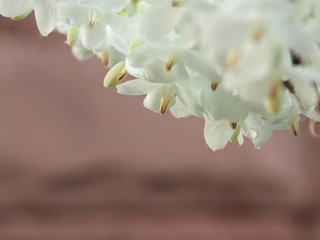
(1, 0, 320, 151)
(0, 0, 57, 36)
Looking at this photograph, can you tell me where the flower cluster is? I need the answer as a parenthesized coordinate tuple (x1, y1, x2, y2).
(1, 0, 320, 151)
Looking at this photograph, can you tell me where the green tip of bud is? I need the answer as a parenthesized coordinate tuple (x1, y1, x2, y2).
(11, 8, 33, 21)
(103, 61, 128, 88)
(67, 26, 80, 46)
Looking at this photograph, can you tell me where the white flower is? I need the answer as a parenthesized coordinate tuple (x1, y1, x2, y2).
(0, 0, 57, 36)
(2, 0, 320, 151)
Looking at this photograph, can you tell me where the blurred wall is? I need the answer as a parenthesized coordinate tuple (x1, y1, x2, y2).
(0, 15, 320, 240)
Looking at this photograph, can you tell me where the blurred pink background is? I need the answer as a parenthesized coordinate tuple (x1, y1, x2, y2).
(0, 15, 320, 240)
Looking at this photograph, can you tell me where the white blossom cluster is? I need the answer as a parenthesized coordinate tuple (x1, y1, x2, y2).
(1, 0, 320, 151)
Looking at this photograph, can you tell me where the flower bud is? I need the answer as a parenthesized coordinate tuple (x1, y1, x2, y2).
(11, 8, 33, 21)
(104, 61, 128, 88)
(67, 25, 80, 46)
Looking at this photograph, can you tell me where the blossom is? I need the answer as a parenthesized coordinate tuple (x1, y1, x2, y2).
(0, 0, 57, 36)
(1, 0, 320, 151)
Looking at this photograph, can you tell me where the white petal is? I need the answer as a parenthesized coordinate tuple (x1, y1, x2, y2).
(125, 59, 144, 78)
(99, 0, 130, 13)
(183, 51, 221, 81)
(176, 86, 203, 117)
(305, 110, 320, 121)
(137, 2, 180, 39)
(170, 98, 193, 118)
(0, 0, 32, 17)
(143, 60, 175, 83)
(243, 113, 273, 148)
(80, 22, 107, 50)
(108, 48, 126, 67)
(56, 2, 88, 25)
(143, 91, 162, 113)
(201, 89, 249, 122)
(107, 25, 129, 54)
(204, 118, 234, 151)
(33, 0, 57, 36)
(117, 79, 161, 95)
(127, 44, 166, 69)
(143, 89, 176, 114)
(285, 67, 320, 109)
(71, 46, 93, 61)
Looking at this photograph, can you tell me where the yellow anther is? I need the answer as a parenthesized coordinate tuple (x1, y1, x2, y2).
(227, 50, 240, 69)
(264, 80, 282, 114)
(88, 9, 99, 28)
(211, 82, 220, 91)
(172, 1, 183, 7)
(165, 51, 180, 71)
(289, 120, 299, 137)
(160, 85, 176, 115)
(230, 122, 238, 130)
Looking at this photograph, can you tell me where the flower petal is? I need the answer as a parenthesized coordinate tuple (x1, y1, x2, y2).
(117, 79, 161, 95)
(201, 88, 249, 122)
(137, 2, 180, 39)
(143, 91, 162, 113)
(80, 21, 107, 50)
(243, 113, 273, 149)
(107, 25, 129, 54)
(204, 118, 234, 151)
(33, 0, 57, 36)
(0, 0, 32, 18)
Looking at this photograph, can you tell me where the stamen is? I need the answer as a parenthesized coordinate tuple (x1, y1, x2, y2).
(283, 80, 295, 94)
(252, 26, 263, 42)
(230, 122, 237, 129)
(165, 52, 180, 71)
(118, 67, 129, 81)
(290, 50, 310, 66)
(172, 1, 183, 7)
(211, 82, 220, 91)
(283, 80, 305, 113)
(160, 85, 176, 115)
(88, 9, 99, 28)
(289, 118, 299, 137)
(265, 80, 282, 114)
(227, 50, 240, 69)
(103, 61, 128, 88)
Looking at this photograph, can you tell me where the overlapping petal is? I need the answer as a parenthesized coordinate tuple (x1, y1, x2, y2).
(2, 0, 320, 151)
